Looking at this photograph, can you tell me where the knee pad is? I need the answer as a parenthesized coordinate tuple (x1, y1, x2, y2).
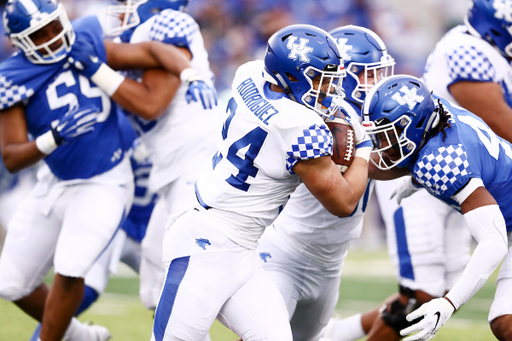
(380, 285, 423, 336)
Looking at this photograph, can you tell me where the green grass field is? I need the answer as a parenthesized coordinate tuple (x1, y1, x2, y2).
(0, 248, 498, 340)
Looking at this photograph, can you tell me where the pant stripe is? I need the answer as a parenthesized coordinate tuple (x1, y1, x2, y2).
(394, 207, 415, 280)
(153, 256, 190, 341)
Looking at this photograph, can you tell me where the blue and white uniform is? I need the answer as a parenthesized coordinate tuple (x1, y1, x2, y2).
(122, 9, 222, 309)
(152, 60, 333, 341)
(0, 16, 134, 301)
(256, 101, 374, 340)
(409, 98, 512, 321)
(423, 25, 512, 105)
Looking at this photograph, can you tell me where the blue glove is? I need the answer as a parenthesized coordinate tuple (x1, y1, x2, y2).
(67, 36, 103, 79)
(180, 69, 218, 110)
(52, 105, 100, 145)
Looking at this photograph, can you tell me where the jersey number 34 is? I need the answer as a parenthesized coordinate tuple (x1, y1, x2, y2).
(212, 97, 268, 192)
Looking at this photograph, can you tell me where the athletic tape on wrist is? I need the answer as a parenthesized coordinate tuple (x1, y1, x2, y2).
(36, 130, 58, 155)
(180, 68, 200, 83)
(90, 63, 125, 96)
(355, 147, 372, 163)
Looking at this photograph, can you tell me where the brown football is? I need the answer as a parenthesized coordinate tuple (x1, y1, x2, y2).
(325, 116, 355, 173)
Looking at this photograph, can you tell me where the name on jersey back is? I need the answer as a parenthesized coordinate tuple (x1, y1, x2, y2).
(237, 78, 279, 125)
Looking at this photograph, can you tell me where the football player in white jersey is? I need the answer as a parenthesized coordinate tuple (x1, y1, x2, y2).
(150, 24, 373, 341)
(253, 25, 394, 341)
(0, 0, 213, 340)
(104, 0, 221, 312)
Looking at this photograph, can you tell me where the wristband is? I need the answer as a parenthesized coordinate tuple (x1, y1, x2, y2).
(36, 130, 58, 155)
(90, 63, 126, 96)
(180, 68, 201, 83)
(355, 146, 372, 163)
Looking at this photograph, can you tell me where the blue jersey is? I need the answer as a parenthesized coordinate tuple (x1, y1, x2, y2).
(0, 16, 124, 180)
(410, 96, 512, 230)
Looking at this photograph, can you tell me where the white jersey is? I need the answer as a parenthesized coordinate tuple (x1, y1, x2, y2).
(423, 25, 512, 106)
(128, 9, 222, 192)
(195, 60, 333, 248)
(270, 100, 373, 263)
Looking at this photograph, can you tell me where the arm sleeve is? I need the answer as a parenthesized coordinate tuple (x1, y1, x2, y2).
(445, 204, 508, 309)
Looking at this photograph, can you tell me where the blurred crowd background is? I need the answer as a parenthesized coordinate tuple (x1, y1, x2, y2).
(0, 0, 471, 245)
(1, 0, 470, 93)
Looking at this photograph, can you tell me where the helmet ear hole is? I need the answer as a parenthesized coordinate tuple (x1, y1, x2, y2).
(285, 73, 299, 82)
(415, 117, 426, 129)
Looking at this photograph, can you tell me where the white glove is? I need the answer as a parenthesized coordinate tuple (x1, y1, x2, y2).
(390, 176, 421, 205)
(344, 115, 373, 162)
(400, 298, 455, 341)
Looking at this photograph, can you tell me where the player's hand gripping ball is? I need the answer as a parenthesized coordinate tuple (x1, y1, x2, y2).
(325, 115, 355, 173)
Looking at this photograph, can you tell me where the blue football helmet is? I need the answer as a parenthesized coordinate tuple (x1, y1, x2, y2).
(105, 0, 189, 37)
(3, 0, 75, 64)
(465, 0, 512, 58)
(329, 25, 395, 106)
(263, 24, 346, 118)
(362, 75, 438, 170)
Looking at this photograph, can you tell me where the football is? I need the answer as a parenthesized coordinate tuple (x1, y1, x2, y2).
(325, 115, 355, 173)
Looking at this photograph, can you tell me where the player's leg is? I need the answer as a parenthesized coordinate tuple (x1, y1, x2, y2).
(30, 228, 127, 341)
(489, 234, 512, 341)
(0, 179, 105, 341)
(257, 227, 301, 317)
(151, 209, 251, 341)
(40, 179, 132, 341)
(217, 267, 292, 341)
(0, 184, 60, 320)
(140, 174, 201, 310)
(139, 188, 171, 310)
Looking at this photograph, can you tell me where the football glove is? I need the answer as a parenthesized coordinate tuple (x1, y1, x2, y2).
(180, 68, 218, 110)
(52, 105, 100, 145)
(400, 298, 455, 341)
(68, 36, 103, 79)
(390, 176, 422, 205)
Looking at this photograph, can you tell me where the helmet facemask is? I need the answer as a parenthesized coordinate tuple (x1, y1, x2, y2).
(8, 3, 75, 64)
(348, 54, 395, 103)
(105, 0, 142, 37)
(301, 64, 346, 119)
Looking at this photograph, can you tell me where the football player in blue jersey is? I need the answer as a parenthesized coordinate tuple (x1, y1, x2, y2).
(0, 0, 214, 341)
(329, 2, 512, 341)
(363, 74, 512, 341)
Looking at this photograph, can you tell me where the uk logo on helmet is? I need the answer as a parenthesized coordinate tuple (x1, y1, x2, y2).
(391, 85, 425, 110)
(493, 0, 512, 22)
(336, 38, 353, 61)
(287, 36, 313, 63)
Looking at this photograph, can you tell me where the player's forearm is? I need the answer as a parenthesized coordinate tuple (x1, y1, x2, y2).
(112, 79, 172, 120)
(1, 141, 45, 173)
(312, 161, 367, 217)
(338, 157, 369, 214)
(446, 205, 508, 309)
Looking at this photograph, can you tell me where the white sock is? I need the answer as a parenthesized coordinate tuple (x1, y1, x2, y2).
(62, 317, 87, 341)
(324, 314, 365, 341)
